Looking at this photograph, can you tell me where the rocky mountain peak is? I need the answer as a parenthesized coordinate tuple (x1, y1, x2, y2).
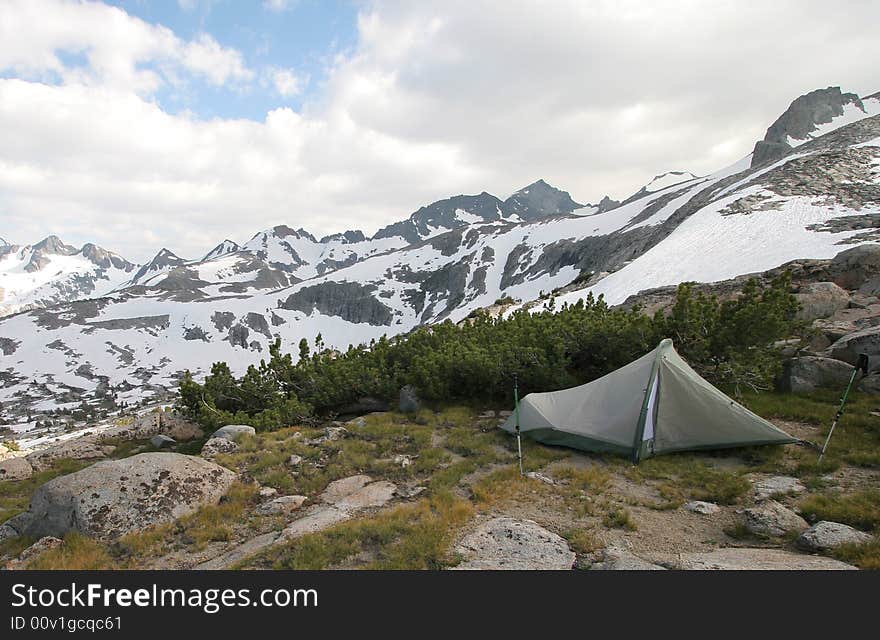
(596, 195, 621, 213)
(502, 179, 584, 221)
(80, 243, 135, 272)
(32, 235, 77, 256)
(203, 239, 241, 261)
(24, 235, 78, 272)
(751, 86, 879, 167)
(320, 230, 367, 244)
(372, 191, 506, 244)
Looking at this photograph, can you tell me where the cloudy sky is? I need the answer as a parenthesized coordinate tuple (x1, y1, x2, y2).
(1, 0, 879, 262)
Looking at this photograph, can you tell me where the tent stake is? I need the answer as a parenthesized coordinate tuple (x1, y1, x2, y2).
(819, 354, 869, 464)
(514, 374, 524, 476)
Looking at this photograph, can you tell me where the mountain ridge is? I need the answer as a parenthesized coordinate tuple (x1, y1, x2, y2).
(2, 85, 878, 421)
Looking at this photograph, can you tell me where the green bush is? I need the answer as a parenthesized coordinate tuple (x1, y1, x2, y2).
(176, 274, 798, 431)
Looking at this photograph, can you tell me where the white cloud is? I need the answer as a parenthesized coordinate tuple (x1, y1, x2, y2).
(266, 67, 306, 97)
(263, 0, 294, 13)
(0, 0, 879, 263)
(182, 34, 254, 86)
(0, 0, 252, 93)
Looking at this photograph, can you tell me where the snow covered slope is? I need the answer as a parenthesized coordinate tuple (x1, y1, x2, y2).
(1, 86, 879, 420)
(0, 236, 136, 317)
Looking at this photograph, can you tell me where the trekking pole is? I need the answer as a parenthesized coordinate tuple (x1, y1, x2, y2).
(819, 353, 869, 464)
(514, 373, 524, 476)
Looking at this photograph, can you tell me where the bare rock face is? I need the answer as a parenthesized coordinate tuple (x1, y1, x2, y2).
(320, 475, 373, 503)
(825, 325, 880, 368)
(453, 517, 575, 570)
(16, 453, 236, 540)
(781, 356, 856, 393)
(255, 495, 308, 516)
(859, 374, 880, 394)
(591, 545, 666, 570)
(796, 521, 872, 552)
(676, 547, 857, 570)
(794, 282, 851, 321)
(828, 244, 880, 291)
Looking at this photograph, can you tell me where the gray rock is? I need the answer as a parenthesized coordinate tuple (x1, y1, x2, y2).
(526, 471, 556, 485)
(200, 437, 239, 459)
(150, 435, 176, 449)
(196, 531, 281, 570)
(287, 454, 304, 467)
(754, 476, 807, 500)
(25, 438, 113, 472)
(334, 481, 397, 511)
(279, 281, 394, 326)
(255, 495, 308, 516)
(742, 500, 808, 537)
(591, 545, 666, 570)
(320, 475, 373, 504)
(825, 325, 880, 368)
(453, 517, 575, 570)
(211, 424, 256, 442)
(677, 547, 857, 570)
(685, 501, 720, 515)
(324, 426, 348, 441)
(280, 506, 351, 540)
(795, 282, 851, 321)
(829, 243, 880, 291)
(859, 374, 880, 394)
(781, 357, 855, 393)
(0, 523, 19, 542)
(796, 521, 872, 552)
(0, 457, 33, 481)
(394, 485, 426, 499)
(17, 453, 236, 540)
(399, 385, 420, 413)
(392, 454, 414, 468)
(258, 486, 278, 499)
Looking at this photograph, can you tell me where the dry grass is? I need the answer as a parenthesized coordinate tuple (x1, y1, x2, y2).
(246, 490, 473, 570)
(27, 533, 115, 570)
(799, 489, 880, 532)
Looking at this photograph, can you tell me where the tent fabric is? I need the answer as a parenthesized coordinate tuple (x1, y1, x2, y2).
(501, 339, 796, 462)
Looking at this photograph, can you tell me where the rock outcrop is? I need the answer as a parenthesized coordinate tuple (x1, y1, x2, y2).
(10, 453, 236, 540)
(742, 500, 808, 538)
(796, 521, 872, 552)
(675, 547, 857, 570)
(453, 517, 575, 570)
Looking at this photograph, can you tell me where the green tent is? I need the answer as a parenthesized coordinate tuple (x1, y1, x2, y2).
(501, 339, 796, 463)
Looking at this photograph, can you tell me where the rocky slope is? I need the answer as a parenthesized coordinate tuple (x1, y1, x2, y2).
(1, 86, 879, 424)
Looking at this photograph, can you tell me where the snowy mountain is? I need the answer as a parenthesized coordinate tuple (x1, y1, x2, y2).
(1, 86, 879, 421)
(0, 236, 136, 317)
(202, 240, 241, 262)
